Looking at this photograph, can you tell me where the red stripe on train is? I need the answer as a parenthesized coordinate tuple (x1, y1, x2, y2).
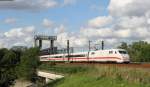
(46, 57, 122, 60)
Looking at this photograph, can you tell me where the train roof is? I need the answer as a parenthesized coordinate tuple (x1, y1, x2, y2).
(89, 49, 127, 51)
(102, 49, 127, 51)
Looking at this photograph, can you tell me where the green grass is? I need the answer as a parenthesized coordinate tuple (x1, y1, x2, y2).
(39, 63, 150, 87)
(39, 63, 88, 74)
(53, 76, 148, 87)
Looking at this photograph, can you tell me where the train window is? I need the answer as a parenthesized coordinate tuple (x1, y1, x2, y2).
(91, 52, 95, 55)
(109, 51, 113, 54)
(41, 57, 47, 59)
(119, 51, 127, 54)
(66, 54, 85, 57)
(54, 56, 62, 58)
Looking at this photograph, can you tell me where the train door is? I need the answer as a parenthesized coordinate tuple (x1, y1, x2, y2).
(89, 51, 95, 61)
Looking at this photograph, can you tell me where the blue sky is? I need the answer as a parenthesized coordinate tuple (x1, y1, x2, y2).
(0, 0, 150, 48)
(0, 0, 109, 33)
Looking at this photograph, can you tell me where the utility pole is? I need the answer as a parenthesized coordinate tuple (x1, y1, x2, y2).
(50, 40, 54, 54)
(34, 39, 37, 47)
(102, 40, 104, 50)
(89, 40, 92, 51)
(39, 40, 42, 49)
(88, 40, 92, 61)
(67, 40, 70, 62)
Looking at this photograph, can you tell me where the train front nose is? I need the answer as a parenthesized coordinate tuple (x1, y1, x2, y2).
(122, 54, 130, 62)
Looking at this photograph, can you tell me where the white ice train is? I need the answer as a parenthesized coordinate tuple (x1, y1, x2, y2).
(40, 49, 130, 63)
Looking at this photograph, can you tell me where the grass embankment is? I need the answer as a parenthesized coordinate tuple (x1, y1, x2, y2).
(39, 63, 88, 74)
(39, 63, 150, 87)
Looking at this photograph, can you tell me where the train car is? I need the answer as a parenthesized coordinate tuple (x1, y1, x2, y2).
(40, 49, 130, 63)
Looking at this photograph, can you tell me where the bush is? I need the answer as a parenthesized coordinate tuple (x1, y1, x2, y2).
(118, 41, 150, 62)
(0, 48, 17, 87)
(17, 47, 40, 82)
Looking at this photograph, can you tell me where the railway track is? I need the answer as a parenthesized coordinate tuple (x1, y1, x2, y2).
(52, 62, 150, 69)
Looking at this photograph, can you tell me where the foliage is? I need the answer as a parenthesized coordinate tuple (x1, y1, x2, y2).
(0, 47, 40, 87)
(17, 47, 40, 82)
(0, 48, 17, 87)
(10, 46, 27, 64)
(118, 41, 150, 62)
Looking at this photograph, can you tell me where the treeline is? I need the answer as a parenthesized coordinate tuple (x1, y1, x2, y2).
(118, 41, 150, 62)
(0, 47, 40, 87)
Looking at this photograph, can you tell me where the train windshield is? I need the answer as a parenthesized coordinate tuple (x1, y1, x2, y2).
(119, 51, 127, 54)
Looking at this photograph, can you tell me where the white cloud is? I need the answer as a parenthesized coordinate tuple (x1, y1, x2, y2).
(76, 0, 150, 49)
(42, 18, 54, 29)
(56, 32, 69, 47)
(0, 0, 77, 11)
(1, 26, 35, 48)
(39, 0, 58, 8)
(133, 28, 150, 39)
(56, 31, 88, 48)
(39, 0, 150, 49)
(75, 37, 88, 47)
(0, 43, 4, 48)
(115, 29, 132, 38)
(108, 0, 150, 17)
(4, 17, 17, 24)
(80, 27, 98, 38)
(2, 0, 150, 49)
(80, 27, 113, 38)
(54, 24, 66, 34)
(88, 16, 113, 28)
(0, 0, 58, 11)
(4, 28, 24, 38)
(4, 26, 35, 38)
(115, 16, 147, 29)
(105, 38, 119, 48)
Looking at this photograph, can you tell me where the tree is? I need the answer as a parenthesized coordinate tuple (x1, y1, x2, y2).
(139, 44, 150, 62)
(0, 49, 17, 87)
(10, 46, 27, 64)
(17, 47, 40, 82)
(118, 42, 128, 50)
(118, 41, 150, 62)
(0, 47, 40, 87)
